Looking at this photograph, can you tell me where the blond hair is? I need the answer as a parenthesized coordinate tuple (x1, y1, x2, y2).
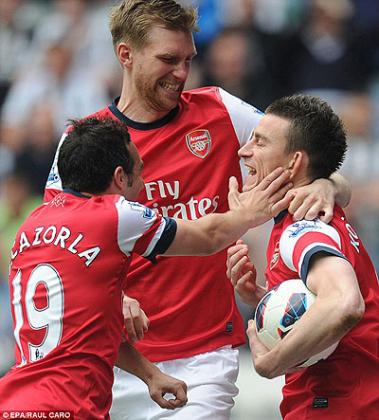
(109, 0, 198, 49)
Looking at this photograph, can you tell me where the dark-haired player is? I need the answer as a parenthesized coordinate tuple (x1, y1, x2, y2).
(1, 117, 293, 418)
(227, 95, 379, 419)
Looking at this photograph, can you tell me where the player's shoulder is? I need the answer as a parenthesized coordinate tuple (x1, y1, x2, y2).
(91, 194, 154, 219)
(277, 210, 346, 273)
(280, 212, 340, 240)
(182, 86, 219, 97)
(16, 201, 49, 232)
(181, 86, 263, 120)
(86, 106, 114, 120)
(181, 86, 241, 105)
(62, 194, 122, 232)
(113, 196, 156, 220)
(180, 86, 221, 105)
(88, 193, 122, 212)
(181, 86, 258, 107)
(277, 210, 344, 258)
(62, 106, 114, 134)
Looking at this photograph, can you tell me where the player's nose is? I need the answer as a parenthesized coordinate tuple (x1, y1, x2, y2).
(172, 62, 190, 82)
(238, 141, 253, 158)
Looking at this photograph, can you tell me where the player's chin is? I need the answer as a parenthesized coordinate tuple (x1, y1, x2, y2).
(242, 175, 258, 192)
(156, 94, 180, 112)
(159, 83, 182, 101)
(165, 91, 182, 107)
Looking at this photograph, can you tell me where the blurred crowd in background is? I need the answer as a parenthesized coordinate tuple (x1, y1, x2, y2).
(0, 0, 378, 398)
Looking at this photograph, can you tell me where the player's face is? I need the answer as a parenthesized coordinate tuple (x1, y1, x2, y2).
(131, 25, 196, 114)
(124, 142, 144, 201)
(239, 114, 292, 190)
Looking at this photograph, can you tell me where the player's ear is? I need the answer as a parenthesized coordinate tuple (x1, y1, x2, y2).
(287, 151, 308, 180)
(113, 166, 127, 189)
(116, 42, 133, 68)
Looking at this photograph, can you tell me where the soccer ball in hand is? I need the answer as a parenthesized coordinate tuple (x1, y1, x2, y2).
(254, 279, 338, 367)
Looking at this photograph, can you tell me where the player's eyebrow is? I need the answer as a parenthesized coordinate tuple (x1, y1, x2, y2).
(157, 51, 197, 61)
(254, 131, 268, 142)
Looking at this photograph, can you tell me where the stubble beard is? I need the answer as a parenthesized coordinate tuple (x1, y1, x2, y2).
(136, 75, 180, 115)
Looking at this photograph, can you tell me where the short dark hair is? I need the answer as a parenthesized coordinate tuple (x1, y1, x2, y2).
(266, 95, 347, 180)
(58, 117, 134, 194)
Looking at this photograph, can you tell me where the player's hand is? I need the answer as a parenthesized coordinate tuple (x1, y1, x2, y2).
(147, 371, 188, 410)
(287, 178, 336, 223)
(246, 319, 275, 378)
(228, 168, 293, 228)
(123, 295, 149, 343)
(226, 240, 266, 306)
(247, 320, 303, 377)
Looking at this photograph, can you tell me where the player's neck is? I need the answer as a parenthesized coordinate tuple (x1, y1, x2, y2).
(117, 92, 171, 124)
(291, 176, 311, 189)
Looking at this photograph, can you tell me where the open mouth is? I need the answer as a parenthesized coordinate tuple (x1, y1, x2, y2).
(245, 165, 257, 176)
(243, 165, 258, 191)
(159, 81, 181, 93)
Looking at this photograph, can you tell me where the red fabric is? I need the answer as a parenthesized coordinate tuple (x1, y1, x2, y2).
(0, 193, 167, 418)
(44, 87, 252, 362)
(266, 206, 379, 418)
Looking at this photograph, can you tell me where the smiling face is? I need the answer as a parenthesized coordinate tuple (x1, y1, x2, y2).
(130, 25, 196, 115)
(239, 114, 293, 190)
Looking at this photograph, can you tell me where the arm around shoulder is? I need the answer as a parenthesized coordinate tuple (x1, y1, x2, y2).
(329, 172, 351, 208)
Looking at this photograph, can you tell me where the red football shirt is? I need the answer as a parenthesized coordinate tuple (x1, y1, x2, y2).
(0, 192, 176, 418)
(266, 206, 379, 419)
(45, 86, 264, 361)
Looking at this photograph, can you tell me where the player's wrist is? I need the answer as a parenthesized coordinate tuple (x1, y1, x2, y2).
(229, 208, 254, 229)
(256, 345, 281, 379)
(139, 362, 161, 385)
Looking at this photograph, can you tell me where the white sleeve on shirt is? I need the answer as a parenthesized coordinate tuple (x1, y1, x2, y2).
(45, 132, 67, 193)
(115, 197, 175, 259)
(218, 87, 264, 147)
(218, 88, 264, 181)
(279, 219, 345, 281)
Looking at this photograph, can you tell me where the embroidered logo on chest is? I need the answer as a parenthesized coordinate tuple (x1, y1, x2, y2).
(185, 129, 212, 158)
(270, 241, 280, 270)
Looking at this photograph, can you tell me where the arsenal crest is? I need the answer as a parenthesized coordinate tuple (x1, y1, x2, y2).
(185, 129, 212, 158)
(270, 242, 280, 270)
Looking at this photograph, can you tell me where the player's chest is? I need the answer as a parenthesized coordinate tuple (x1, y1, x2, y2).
(130, 117, 239, 169)
(129, 124, 241, 217)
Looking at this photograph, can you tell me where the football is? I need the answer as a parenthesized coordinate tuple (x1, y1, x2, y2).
(254, 279, 338, 367)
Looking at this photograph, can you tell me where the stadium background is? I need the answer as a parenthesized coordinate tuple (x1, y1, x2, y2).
(0, 1, 378, 418)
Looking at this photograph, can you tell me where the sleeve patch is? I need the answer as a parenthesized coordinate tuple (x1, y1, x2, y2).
(116, 197, 161, 256)
(280, 219, 342, 272)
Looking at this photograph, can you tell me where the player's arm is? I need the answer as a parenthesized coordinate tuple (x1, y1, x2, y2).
(226, 240, 266, 307)
(163, 168, 292, 256)
(248, 255, 365, 379)
(329, 172, 351, 208)
(287, 172, 351, 223)
(115, 341, 187, 410)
